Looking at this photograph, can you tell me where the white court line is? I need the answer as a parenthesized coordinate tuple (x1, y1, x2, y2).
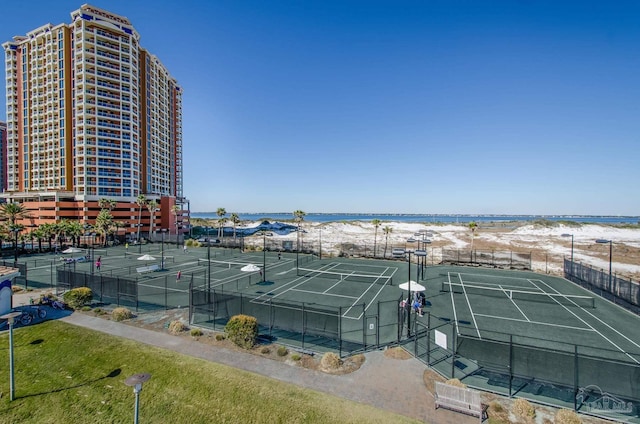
(474, 313, 596, 332)
(458, 273, 481, 339)
(500, 285, 530, 321)
(535, 279, 640, 357)
(447, 273, 460, 335)
(528, 279, 640, 364)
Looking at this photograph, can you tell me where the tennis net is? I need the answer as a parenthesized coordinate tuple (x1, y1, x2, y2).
(198, 258, 259, 270)
(441, 281, 595, 308)
(298, 267, 393, 286)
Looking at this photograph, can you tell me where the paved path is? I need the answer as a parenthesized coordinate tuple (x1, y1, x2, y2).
(12, 290, 476, 424)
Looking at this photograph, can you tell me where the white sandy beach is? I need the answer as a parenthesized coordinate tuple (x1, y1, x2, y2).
(236, 220, 640, 280)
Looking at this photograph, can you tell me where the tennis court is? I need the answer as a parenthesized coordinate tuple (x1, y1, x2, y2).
(416, 266, 640, 422)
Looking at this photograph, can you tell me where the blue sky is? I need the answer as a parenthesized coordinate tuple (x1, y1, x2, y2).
(2, 1, 639, 215)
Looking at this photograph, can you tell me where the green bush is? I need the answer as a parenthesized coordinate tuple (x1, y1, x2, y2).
(277, 346, 288, 357)
(215, 333, 226, 341)
(63, 287, 93, 309)
(260, 347, 271, 354)
(111, 307, 134, 322)
(225, 315, 258, 349)
(291, 354, 301, 361)
(190, 328, 203, 337)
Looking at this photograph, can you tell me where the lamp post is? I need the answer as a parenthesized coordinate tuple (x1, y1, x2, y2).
(11, 227, 21, 265)
(393, 248, 413, 337)
(160, 229, 167, 270)
(137, 225, 143, 254)
(262, 231, 272, 282)
(595, 239, 613, 291)
(206, 226, 211, 291)
(1, 311, 22, 401)
(124, 373, 152, 424)
(561, 233, 574, 264)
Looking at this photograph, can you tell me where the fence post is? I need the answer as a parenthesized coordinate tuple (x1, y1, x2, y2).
(165, 275, 168, 310)
(426, 312, 431, 365)
(509, 334, 513, 397)
(339, 306, 343, 358)
(574, 345, 579, 411)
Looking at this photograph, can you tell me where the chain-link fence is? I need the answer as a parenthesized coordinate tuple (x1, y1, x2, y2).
(409, 315, 640, 421)
(564, 259, 640, 315)
(190, 288, 401, 357)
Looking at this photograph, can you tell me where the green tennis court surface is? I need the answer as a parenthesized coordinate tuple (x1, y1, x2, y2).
(420, 266, 640, 422)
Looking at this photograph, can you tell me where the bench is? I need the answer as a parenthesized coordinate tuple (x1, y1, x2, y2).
(136, 264, 160, 274)
(434, 381, 487, 423)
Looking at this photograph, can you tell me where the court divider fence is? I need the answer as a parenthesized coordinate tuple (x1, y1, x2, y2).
(54, 266, 201, 312)
(564, 258, 640, 315)
(409, 315, 640, 421)
(190, 287, 402, 357)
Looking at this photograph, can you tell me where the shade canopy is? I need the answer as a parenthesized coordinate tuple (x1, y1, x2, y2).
(241, 264, 261, 272)
(137, 254, 156, 261)
(398, 281, 426, 292)
(62, 247, 83, 254)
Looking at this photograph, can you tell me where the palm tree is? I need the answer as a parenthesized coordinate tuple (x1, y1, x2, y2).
(40, 223, 56, 251)
(383, 226, 393, 258)
(95, 209, 113, 247)
(216, 208, 227, 239)
(66, 221, 84, 247)
(136, 194, 147, 242)
(98, 197, 117, 211)
(0, 202, 32, 226)
(146, 200, 158, 241)
(469, 221, 478, 252)
(32, 227, 45, 252)
(55, 220, 71, 247)
(293, 210, 306, 252)
(230, 213, 240, 242)
(372, 219, 381, 257)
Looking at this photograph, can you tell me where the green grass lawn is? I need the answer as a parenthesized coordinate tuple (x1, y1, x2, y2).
(0, 321, 418, 423)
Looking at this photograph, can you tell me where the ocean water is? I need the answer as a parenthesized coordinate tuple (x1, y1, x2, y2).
(190, 212, 639, 225)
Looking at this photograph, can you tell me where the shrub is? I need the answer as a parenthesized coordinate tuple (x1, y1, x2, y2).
(168, 320, 187, 335)
(445, 378, 467, 388)
(260, 347, 271, 354)
(291, 354, 301, 361)
(190, 328, 203, 337)
(512, 398, 535, 420)
(277, 346, 288, 357)
(320, 352, 342, 370)
(215, 333, 226, 341)
(555, 409, 582, 424)
(224, 314, 258, 349)
(81, 306, 92, 312)
(63, 287, 93, 309)
(487, 401, 509, 423)
(111, 307, 133, 322)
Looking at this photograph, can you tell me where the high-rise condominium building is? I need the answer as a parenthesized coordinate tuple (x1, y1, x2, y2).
(2, 4, 188, 241)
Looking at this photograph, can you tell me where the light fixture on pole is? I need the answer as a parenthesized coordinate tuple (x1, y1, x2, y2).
(160, 229, 167, 270)
(561, 233, 574, 263)
(262, 231, 272, 282)
(1, 311, 22, 401)
(393, 248, 414, 337)
(206, 226, 211, 291)
(11, 226, 21, 265)
(595, 239, 613, 291)
(124, 373, 152, 424)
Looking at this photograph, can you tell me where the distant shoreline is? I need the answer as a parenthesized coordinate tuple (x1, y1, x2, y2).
(190, 213, 639, 225)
